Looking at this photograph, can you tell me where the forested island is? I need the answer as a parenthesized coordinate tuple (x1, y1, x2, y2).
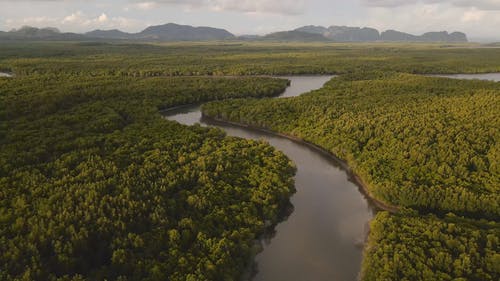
(1, 42, 499, 280)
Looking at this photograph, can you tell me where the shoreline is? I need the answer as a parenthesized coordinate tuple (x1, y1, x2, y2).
(198, 112, 398, 281)
(158, 103, 202, 114)
(200, 113, 400, 214)
(161, 75, 394, 280)
(0, 71, 13, 78)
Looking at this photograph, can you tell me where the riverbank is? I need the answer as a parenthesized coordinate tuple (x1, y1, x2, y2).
(200, 111, 397, 281)
(200, 113, 399, 213)
(196, 72, 500, 281)
(164, 75, 375, 280)
(0, 72, 13, 78)
(428, 72, 500, 81)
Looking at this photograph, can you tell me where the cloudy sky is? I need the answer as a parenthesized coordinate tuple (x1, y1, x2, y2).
(1, 0, 499, 40)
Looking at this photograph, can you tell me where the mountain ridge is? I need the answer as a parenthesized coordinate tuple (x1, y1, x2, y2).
(85, 23, 235, 41)
(0, 23, 468, 43)
(261, 31, 330, 42)
(294, 25, 468, 42)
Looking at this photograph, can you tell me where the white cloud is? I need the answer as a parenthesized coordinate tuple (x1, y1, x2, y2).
(5, 16, 59, 30)
(125, 1, 158, 11)
(363, 0, 500, 10)
(363, 0, 418, 7)
(146, 0, 307, 15)
(62, 11, 109, 26)
(97, 13, 108, 23)
(453, 0, 500, 10)
(5, 11, 145, 32)
(461, 8, 486, 22)
(214, 0, 306, 15)
(62, 11, 85, 24)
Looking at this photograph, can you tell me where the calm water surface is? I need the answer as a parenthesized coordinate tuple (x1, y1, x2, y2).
(164, 76, 376, 281)
(433, 73, 500, 81)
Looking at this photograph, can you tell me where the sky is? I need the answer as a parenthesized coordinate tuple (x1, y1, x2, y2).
(1, 0, 499, 41)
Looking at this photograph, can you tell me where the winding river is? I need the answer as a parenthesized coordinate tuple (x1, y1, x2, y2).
(4, 70, 497, 280)
(163, 76, 376, 281)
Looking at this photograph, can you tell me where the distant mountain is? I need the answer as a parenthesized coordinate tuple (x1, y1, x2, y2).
(135, 23, 234, 41)
(12, 26, 61, 37)
(294, 25, 328, 35)
(380, 30, 418, 41)
(85, 29, 131, 40)
(87, 23, 235, 41)
(421, 31, 467, 42)
(294, 25, 468, 42)
(1, 23, 235, 42)
(294, 25, 381, 41)
(0, 23, 468, 43)
(325, 26, 380, 42)
(381, 30, 467, 42)
(0, 26, 85, 40)
(263, 31, 329, 42)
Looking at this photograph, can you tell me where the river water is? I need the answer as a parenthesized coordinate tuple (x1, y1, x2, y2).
(163, 76, 376, 281)
(432, 73, 500, 81)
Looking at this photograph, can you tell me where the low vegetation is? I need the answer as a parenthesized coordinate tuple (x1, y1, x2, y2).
(0, 75, 295, 280)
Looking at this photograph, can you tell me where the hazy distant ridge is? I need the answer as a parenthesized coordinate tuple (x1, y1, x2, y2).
(86, 23, 234, 41)
(261, 31, 330, 42)
(85, 29, 132, 39)
(0, 23, 235, 42)
(0, 23, 467, 42)
(136, 23, 234, 41)
(0, 26, 85, 40)
(295, 25, 468, 42)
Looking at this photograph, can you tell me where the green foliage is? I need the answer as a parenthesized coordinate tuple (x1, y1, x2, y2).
(2, 42, 500, 77)
(362, 212, 499, 281)
(2, 42, 500, 281)
(0, 74, 295, 280)
(202, 71, 500, 281)
(202, 73, 500, 219)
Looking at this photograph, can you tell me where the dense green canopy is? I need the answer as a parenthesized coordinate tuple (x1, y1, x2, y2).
(2, 42, 500, 281)
(202, 72, 500, 219)
(363, 211, 499, 281)
(2, 42, 500, 77)
(201, 71, 500, 280)
(0, 75, 295, 280)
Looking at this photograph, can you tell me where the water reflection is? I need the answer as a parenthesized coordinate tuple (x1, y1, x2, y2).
(432, 73, 500, 81)
(164, 76, 376, 281)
